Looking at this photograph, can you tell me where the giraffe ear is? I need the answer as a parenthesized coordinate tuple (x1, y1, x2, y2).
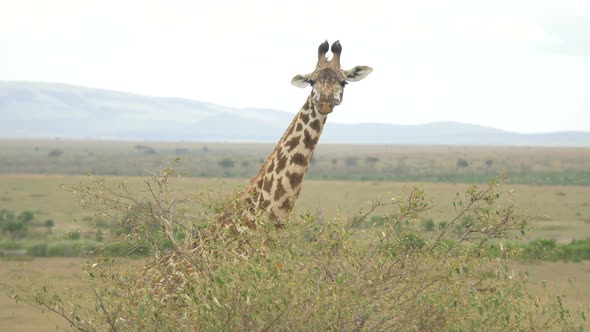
(291, 74, 312, 88)
(344, 66, 373, 82)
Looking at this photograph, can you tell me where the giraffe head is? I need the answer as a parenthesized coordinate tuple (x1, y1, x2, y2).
(291, 40, 372, 114)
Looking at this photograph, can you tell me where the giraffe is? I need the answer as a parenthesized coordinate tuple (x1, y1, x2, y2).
(230, 40, 373, 227)
(137, 40, 371, 302)
(124, 41, 373, 321)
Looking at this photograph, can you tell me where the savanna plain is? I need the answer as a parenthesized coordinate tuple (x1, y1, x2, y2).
(0, 139, 589, 331)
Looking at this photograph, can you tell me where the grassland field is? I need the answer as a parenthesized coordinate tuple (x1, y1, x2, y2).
(1, 139, 589, 330)
(1, 139, 589, 185)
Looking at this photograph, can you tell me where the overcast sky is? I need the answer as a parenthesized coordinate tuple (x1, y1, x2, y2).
(1, 0, 589, 133)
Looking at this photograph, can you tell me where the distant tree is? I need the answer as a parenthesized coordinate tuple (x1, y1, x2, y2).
(0, 209, 15, 223)
(175, 148, 189, 155)
(365, 156, 379, 168)
(219, 158, 235, 168)
(44, 219, 55, 234)
(345, 157, 358, 168)
(421, 218, 435, 232)
(2, 220, 28, 239)
(18, 210, 35, 224)
(241, 161, 249, 167)
(485, 159, 494, 168)
(134, 145, 157, 154)
(48, 149, 64, 157)
(202, 146, 209, 152)
(457, 158, 469, 169)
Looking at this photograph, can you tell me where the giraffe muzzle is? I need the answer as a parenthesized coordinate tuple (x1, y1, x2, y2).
(319, 103, 334, 114)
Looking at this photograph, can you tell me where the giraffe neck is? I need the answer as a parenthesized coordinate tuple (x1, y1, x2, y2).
(247, 94, 327, 222)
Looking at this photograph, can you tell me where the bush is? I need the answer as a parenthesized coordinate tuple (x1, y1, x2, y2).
(421, 217, 435, 231)
(218, 158, 235, 168)
(47, 241, 80, 257)
(559, 239, 590, 262)
(27, 243, 48, 257)
(3, 174, 586, 331)
(64, 230, 81, 240)
(48, 149, 64, 157)
(457, 158, 469, 168)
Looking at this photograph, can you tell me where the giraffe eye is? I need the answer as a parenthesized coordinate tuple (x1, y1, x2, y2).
(308, 79, 315, 86)
(340, 81, 348, 87)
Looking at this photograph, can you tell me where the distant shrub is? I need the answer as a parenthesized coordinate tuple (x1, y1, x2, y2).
(27, 243, 48, 257)
(556, 239, 590, 262)
(421, 217, 435, 232)
(64, 230, 81, 240)
(48, 149, 64, 157)
(456, 158, 469, 168)
(18, 211, 35, 223)
(134, 145, 157, 155)
(218, 158, 235, 168)
(521, 239, 558, 260)
(365, 156, 379, 167)
(47, 241, 80, 257)
(43, 219, 54, 234)
(345, 156, 358, 168)
(0, 240, 22, 250)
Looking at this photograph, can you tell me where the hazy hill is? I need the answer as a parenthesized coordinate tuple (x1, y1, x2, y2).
(1, 81, 589, 146)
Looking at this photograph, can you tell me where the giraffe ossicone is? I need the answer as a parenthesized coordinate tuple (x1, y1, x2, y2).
(240, 40, 373, 226)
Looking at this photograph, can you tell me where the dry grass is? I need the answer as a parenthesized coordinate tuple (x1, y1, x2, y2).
(0, 257, 87, 332)
(1, 139, 589, 184)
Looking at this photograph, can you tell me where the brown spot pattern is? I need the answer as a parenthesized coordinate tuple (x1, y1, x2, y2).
(309, 119, 321, 132)
(290, 153, 308, 167)
(276, 155, 288, 173)
(257, 177, 263, 189)
(288, 171, 304, 188)
(274, 179, 286, 201)
(280, 199, 292, 210)
(267, 160, 274, 173)
(260, 199, 271, 210)
(296, 123, 303, 132)
(303, 129, 319, 150)
(263, 174, 274, 193)
(285, 135, 300, 152)
(303, 100, 310, 110)
(300, 113, 310, 124)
